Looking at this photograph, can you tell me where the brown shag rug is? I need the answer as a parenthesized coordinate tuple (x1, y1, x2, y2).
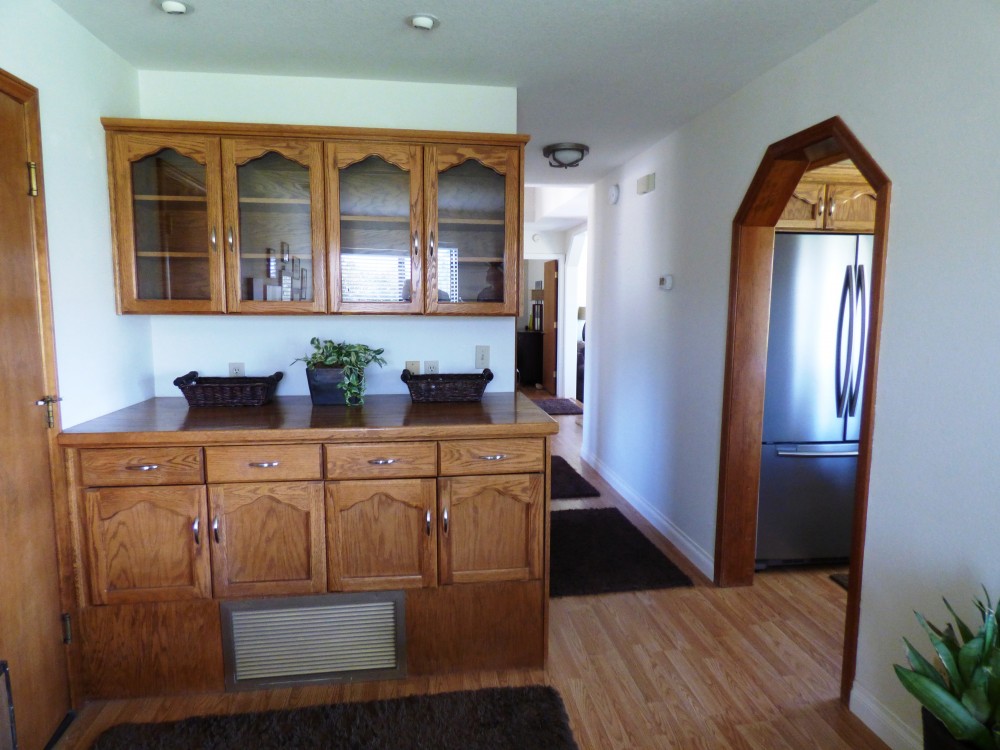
(550, 456, 600, 499)
(535, 398, 583, 416)
(89, 686, 578, 750)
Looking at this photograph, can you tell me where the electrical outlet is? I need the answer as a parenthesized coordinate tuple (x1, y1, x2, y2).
(475, 345, 490, 369)
(405, 360, 420, 375)
(424, 360, 439, 375)
(228, 362, 245, 377)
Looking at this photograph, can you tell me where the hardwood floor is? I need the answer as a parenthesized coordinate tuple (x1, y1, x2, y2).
(54, 405, 888, 750)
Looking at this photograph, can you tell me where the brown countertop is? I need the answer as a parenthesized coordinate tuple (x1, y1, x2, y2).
(58, 392, 558, 448)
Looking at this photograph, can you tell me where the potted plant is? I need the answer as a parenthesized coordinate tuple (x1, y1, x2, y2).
(894, 590, 1000, 750)
(292, 337, 386, 406)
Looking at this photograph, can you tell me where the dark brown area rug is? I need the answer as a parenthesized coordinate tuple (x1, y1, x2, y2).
(550, 508, 694, 597)
(550, 456, 600, 499)
(89, 686, 578, 750)
(535, 398, 583, 416)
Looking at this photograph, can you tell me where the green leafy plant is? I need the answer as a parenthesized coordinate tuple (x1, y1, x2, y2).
(894, 590, 1000, 750)
(292, 337, 386, 406)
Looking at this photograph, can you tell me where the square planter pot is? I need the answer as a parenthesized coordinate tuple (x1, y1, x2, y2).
(922, 708, 977, 750)
(305, 366, 349, 405)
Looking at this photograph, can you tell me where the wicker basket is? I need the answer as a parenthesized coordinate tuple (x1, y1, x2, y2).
(173, 371, 283, 407)
(401, 368, 493, 403)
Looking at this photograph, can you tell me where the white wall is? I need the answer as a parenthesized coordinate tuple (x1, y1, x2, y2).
(1, 0, 145, 427)
(586, 1, 1000, 747)
(139, 71, 519, 396)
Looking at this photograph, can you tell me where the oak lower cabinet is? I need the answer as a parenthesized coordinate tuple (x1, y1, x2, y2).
(58, 394, 556, 702)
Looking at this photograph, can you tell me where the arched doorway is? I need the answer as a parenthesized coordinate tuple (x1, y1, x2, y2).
(713, 116, 890, 702)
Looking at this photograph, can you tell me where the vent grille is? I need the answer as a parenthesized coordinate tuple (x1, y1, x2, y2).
(221, 592, 405, 690)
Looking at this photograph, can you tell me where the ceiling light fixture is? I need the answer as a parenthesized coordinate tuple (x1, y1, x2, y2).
(408, 14, 439, 31)
(160, 0, 187, 14)
(542, 143, 589, 169)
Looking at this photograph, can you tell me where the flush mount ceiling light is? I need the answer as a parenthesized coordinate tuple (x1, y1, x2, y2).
(542, 143, 589, 169)
(407, 14, 439, 31)
(160, 0, 188, 14)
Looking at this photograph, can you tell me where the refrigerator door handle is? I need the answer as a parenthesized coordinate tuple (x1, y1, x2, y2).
(835, 265, 854, 418)
(776, 449, 860, 458)
(848, 264, 867, 417)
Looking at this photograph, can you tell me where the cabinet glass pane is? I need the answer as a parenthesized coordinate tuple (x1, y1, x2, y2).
(339, 156, 413, 304)
(236, 152, 313, 303)
(436, 160, 506, 305)
(131, 149, 209, 301)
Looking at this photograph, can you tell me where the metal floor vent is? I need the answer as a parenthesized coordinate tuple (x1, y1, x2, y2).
(221, 591, 405, 691)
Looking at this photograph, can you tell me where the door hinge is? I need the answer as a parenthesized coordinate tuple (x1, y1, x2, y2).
(35, 395, 62, 428)
(61, 613, 72, 644)
(27, 161, 38, 197)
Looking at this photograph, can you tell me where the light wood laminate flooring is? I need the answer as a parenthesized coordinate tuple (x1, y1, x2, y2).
(54, 405, 888, 750)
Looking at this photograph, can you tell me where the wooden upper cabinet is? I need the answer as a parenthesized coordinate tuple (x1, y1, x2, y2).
(424, 145, 521, 315)
(326, 478, 437, 591)
(108, 132, 225, 313)
(83, 485, 210, 604)
(437, 473, 543, 585)
(208, 481, 327, 598)
(777, 160, 876, 233)
(222, 138, 326, 313)
(328, 143, 423, 313)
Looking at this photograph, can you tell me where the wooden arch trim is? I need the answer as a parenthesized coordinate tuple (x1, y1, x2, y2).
(714, 116, 890, 703)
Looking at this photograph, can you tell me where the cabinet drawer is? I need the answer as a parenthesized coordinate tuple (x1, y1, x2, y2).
(79, 447, 204, 487)
(325, 442, 437, 479)
(438, 438, 544, 476)
(205, 444, 322, 483)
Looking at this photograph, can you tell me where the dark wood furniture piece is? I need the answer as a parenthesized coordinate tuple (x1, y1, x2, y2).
(516, 330, 543, 387)
(57, 394, 557, 701)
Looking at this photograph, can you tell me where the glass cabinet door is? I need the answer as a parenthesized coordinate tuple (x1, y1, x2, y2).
(425, 145, 520, 315)
(329, 143, 422, 313)
(111, 133, 224, 313)
(221, 139, 326, 313)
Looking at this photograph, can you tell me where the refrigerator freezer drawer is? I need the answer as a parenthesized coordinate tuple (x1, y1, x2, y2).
(756, 443, 856, 567)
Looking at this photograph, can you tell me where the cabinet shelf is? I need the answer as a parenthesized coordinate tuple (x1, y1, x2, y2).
(134, 194, 206, 203)
(439, 217, 505, 226)
(341, 215, 409, 224)
(137, 251, 209, 259)
(238, 197, 311, 206)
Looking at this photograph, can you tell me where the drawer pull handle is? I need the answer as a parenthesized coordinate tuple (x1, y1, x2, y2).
(212, 516, 220, 543)
(425, 509, 432, 536)
(478, 454, 508, 461)
(368, 458, 397, 466)
(125, 464, 160, 472)
(442, 507, 449, 534)
(192, 517, 200, 545)
(248, 461, 280, 468)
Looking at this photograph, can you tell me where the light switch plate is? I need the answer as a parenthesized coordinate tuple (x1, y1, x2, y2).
(405, 360, 420, 374)
(475, 345, 490, 369)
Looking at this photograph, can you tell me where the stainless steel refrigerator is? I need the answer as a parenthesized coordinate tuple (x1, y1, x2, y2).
(756, 232, 872, 567)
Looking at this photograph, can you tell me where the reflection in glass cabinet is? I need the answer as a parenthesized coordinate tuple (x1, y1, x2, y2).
(131, 149, 210, 301)
(436, 159, 506, 305)
(235, 152, 314, 303)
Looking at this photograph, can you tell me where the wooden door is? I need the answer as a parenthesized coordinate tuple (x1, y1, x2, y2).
(0, 68, 71, 749)
(108, 131, 226, 312)
(326, 479, 437, 590)
(542, 260, 558, 394)
(208, 482, 326, 597)
(437, 474, 543, 585)
(221, 138, 327, 313)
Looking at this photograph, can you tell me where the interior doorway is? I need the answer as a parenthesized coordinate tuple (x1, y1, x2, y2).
(713, 116, 891, 703)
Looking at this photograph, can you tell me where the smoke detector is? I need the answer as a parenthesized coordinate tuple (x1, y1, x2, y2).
(407, 14, 439, 31)
(160, 1, 188, 15)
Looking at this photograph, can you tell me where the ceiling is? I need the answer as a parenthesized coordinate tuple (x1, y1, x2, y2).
(51, 0, 875, 186)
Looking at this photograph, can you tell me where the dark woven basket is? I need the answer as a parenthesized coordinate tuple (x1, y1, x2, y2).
(401, 368, 493, 403)
(173, 371, 283, 407)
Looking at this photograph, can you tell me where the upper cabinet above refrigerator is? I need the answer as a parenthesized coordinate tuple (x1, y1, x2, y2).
(777, 160, 876, 233)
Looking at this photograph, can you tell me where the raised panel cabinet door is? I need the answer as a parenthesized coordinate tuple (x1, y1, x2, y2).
(424, 145, 521, 315)
(208, 481, 327, 597)
(776, 178, 826, 230)
(108, 132, 225, 313)
(327, 142, 424, 313)
(437, 473, 543, 585)
(221, 138, 327, 313)
(825, 181, 877, 232)
(84, 485, 210, 605)
(326, 479, 437, 591)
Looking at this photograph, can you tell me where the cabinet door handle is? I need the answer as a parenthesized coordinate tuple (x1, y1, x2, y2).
(210, 226, 217, 253)
(478, 454, 508, 462)
(442, 507, 449, 534)
(212, 516, 220, 543)
(192, 517, 200, 546)
(412, 230, 420, 257)
(227, 226, 235, 253)
(425, 509, 432, 536)
(125, 463, 160, 472)
(248, 461, 280, 468)
(367, 458, 396, 466)
(429, 231, 435, 258)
